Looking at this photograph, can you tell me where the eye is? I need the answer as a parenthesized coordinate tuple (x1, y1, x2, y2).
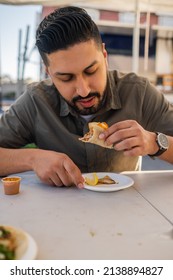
(85, 67, 97, 76)
(58, 75, 73, 82)
(61, 77, 72, 82)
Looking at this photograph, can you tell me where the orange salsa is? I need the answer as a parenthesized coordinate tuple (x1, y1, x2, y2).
(2, 177, 20, 182)
(97, 122, 108, 129)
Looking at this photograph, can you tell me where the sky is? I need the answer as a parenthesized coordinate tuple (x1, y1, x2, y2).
(0, 4, 42, 82)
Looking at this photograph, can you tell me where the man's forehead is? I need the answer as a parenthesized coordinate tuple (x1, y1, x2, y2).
(46, 42, 102, 74)
(47, 40, 101, 59)
(54, 60, 99, 75)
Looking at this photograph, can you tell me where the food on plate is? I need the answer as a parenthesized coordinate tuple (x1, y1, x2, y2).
(98, 175, 117, 184)
(84, 173, 117, 186)
(79, 122, 113, 149)
(85, 173, 99, 186)
(0, 225, 28, 260)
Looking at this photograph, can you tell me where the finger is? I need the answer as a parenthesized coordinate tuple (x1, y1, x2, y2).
(63, 158, 84, 188)
(114, 136, 138, 151)
(106, 126, 139, 147)
(41, 177, 58, 187)
(123, 146, 142, 156)
(114, 135, 146, 157)
(49, 173, 64, 187)
(54, 170, 73, 187)
(99, 120, 135, 141)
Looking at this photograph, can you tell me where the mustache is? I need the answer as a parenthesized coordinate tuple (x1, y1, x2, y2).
(72, 92, 100, 103)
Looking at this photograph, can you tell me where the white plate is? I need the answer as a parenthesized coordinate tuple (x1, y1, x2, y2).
(83, 172, 134, 192)
(19, 232, 37, 260)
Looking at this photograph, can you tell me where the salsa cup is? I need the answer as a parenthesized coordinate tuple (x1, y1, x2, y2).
(1, 177, 21, 195)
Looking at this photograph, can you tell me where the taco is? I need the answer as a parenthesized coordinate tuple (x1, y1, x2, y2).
(79, 122, 113, 149)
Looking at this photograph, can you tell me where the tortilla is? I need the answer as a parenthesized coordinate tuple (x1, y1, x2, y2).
(79, 122, 113, 149)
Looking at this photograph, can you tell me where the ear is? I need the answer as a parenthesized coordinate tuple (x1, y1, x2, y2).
(102, 43, 107, 58)
(102, 43, 108, 68)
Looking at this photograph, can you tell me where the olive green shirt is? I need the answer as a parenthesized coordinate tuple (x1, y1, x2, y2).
(1, 70, 173, 173)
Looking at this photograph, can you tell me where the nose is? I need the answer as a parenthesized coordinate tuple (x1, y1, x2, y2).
(75, 76, 90, 97)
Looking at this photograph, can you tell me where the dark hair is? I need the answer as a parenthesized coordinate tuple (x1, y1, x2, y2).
(36, 6, 102, 66)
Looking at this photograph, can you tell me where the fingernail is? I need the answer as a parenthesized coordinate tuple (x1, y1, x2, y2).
(77, 183, 84, 189)
(99, 133, 105, 139)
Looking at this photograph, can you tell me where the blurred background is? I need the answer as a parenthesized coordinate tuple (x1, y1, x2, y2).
(0, 1, 173, 104)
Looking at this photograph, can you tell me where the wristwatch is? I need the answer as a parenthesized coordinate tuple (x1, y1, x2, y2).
(149, 132, 169, 157)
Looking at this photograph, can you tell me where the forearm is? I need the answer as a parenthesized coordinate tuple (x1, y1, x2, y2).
(0, 147, 38, 176)
(0, 148, 84, 188)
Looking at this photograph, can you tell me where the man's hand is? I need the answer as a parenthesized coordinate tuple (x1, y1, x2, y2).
(99, 120, 158, 156)
(31, 150, 84, 188)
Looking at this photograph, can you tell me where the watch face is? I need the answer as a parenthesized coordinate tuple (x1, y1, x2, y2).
(158, 133, 169, 149)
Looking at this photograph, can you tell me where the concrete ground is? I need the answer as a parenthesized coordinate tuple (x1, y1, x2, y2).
(142, 155, 173, 170)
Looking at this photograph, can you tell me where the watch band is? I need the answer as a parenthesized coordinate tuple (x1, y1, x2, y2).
(150, 148, 166, 157)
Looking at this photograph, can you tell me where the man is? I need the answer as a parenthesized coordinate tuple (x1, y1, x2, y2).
(0, 6, 173, 188)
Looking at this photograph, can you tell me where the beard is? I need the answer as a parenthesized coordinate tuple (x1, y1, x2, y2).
(65, 92, 106, 115)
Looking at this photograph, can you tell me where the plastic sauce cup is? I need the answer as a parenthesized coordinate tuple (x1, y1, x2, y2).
(1, 177, 21, 195)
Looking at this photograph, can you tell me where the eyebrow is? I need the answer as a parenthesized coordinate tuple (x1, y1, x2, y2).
(54, 60, 98, 76)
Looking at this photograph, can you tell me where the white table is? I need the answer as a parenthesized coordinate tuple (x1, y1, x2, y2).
(164, 93, 173, 104)
(1, 170, 173, 260)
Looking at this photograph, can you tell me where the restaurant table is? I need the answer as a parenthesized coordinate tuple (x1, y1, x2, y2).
(0, 170, 173, 260)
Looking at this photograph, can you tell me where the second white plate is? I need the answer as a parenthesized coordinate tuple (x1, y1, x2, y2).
(20, 232, 38, 260)
(83, 172, 134, 192)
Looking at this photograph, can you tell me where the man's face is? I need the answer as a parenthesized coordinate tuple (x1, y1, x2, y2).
(46, 40, 108, 115)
